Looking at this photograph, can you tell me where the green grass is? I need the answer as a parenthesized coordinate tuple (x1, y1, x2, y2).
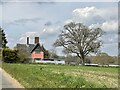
(2, 63, 119, 88)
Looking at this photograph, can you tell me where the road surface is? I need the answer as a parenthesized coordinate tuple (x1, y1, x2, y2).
(0, 68, 24, 89)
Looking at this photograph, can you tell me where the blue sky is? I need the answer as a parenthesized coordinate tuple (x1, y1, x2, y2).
(0, 0, 118, 56)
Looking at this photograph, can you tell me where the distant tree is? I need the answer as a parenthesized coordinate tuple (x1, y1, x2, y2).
(53, 22, 104, 65)
(15, 45, 30, 63)
(113, 56, 118, 65)
(65, 55, 80, 65)
(0, 27, 8, 48)
(96, 52, 109, 56)
(85, 58, 92, 64)
(49, 49, 59, 59)
(91, 52, 115, 65)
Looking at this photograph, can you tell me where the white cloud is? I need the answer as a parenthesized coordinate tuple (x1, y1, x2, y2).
(89, 23, 101, 29)
(64, 19, 73, 25)
(101, 21, 118, 32)
(24, 32, 39, 37)
(42, 25, 61, 36)
(89, 20, 118, 32)
(89, 21, 118, 45)
(68, 6, 117, 26)
(19, 32, 40, 44)
(18, 25, 61, 44)
(70, 6, 118, 32)
(73, 6, 96, 18)
(43, 27, 55, 33)
(72, 6, 105, 25)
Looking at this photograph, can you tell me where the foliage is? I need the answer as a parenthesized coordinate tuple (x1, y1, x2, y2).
(96, 52, 109, 56)
(88, 52, 117, 65)
(2, 48, 20, 63)
(65, 55, 92, 65)
(15, 45, 30, 63)
(85, 58, 92, 64)
(65, 55, 80, 65)
(53, 22, 104, 65)
(18, 53, 30, 63)
(0, 27, 8, 48)
(2, 63, 118, 88)
(65, 52, 117, 65)
(49, 49, 59, 59)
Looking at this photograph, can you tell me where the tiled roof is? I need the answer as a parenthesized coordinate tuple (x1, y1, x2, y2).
(30, 43, 42, 53)
(28, 44, 35, 53)
(17, 43, 42, 53)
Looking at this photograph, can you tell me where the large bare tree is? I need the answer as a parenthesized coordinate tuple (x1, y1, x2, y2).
(53, 22, 104, 65)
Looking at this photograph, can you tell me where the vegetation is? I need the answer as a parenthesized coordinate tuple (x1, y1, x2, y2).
(2, 63, 118, 88)
(49, 49, 59, 59)
(89, 52, 118, 65)
(0, 27, 8, 48)
(15, 45, 30, 63)
(2, 48, 19, 63)
(53, 22, 104, 65)
(65, 53, 118, 65)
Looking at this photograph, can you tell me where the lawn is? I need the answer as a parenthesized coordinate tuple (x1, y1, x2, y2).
(2, 63, 119, 88)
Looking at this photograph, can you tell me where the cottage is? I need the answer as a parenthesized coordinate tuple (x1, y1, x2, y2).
(30, 43, 44, 60)
(17, 37, 44, 62)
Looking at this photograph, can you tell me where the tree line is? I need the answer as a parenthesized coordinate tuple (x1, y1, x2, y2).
(64, 53, 118, 65)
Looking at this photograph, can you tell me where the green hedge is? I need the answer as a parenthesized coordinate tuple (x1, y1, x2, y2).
(2, 48, 20, 63)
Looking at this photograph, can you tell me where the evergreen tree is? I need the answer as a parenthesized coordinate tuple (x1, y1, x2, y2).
(0, 27, 8, 48)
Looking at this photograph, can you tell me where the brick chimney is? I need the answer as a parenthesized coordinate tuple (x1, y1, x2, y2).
(27, 37, 29, 45)
(35, 37, 39, 44)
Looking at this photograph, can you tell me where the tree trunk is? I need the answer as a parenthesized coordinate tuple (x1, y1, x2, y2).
(81, 55, 85, 66)
(81, 60, 85, 65)
(78, 56, 85, 65)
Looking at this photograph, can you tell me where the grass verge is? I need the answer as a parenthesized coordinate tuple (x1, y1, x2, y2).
(2, 63, 119, 88)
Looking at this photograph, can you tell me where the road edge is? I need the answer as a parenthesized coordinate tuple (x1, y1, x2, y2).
(0, 68, 24, 88)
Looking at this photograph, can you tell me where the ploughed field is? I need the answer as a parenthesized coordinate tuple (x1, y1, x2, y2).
(2, 63, 119, 88)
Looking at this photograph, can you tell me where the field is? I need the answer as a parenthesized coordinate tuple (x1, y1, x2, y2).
(2, 63, 119, 88)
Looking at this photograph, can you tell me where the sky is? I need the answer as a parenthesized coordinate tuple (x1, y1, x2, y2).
(0, 0, 119, 56)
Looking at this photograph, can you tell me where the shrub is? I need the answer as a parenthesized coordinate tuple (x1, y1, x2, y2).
(2, 48, 20, 63)
(17, 53, 30, 63)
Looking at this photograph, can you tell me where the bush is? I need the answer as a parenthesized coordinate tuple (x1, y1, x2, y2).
(17, 53, 30, 63)
(2, 48, 20, 63)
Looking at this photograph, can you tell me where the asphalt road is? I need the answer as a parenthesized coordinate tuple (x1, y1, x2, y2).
(0, 68, 16, 89)
(1, 72, 16, 88)
(0, 68, 24, 89)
